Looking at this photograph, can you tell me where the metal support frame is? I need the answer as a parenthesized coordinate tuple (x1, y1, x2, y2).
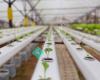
(73, 6, 100, 24)
(26, 0, 43, 25)
(3, 0, 16, 28)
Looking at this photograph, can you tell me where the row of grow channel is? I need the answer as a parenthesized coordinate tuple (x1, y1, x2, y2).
(58, 27, 100, 52)
(54, 27, 100, 80)
(0, 27, 47, 80)
(0, 27, 44, 45)
(31, 27, 60, 80)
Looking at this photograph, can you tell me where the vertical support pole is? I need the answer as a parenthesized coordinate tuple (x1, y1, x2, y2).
(32, 20, 36, 27)
(4, 0, 16, 28)
(8, 2, 13, 28)
(23, 15, 29, 27)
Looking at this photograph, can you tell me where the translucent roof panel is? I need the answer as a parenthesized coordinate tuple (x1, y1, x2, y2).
(34, 0, 100, 24)
(0, 0, 100, 25)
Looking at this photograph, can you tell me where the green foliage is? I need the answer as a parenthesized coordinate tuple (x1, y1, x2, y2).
(60, 30, 68, 36)
(44, 48, 53, 58)
(16, 36, 21, 41)
(71, 23, 100, 35)
(41, 61, 49, 79)
(44, 48, 53, 54)
(42, 61, 49, 73)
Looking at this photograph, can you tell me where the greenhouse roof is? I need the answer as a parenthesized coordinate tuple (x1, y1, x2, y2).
(0, 0, 100, 25)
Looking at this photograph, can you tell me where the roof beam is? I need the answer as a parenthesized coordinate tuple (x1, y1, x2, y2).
(26, 0, 43, 24)
(36, 6, 97, 11)
(73, 6, 100, 22)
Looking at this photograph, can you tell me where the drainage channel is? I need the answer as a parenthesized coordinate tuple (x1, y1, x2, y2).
(55, 44, 80, 80)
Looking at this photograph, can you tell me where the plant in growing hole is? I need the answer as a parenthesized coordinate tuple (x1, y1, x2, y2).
(30, 31, 33, 34)
(44, 48, 53, 61)
(26, 32, 32, 36)
(44, 32, 48, 35)
(25, 33, 28, 36)
(16, 36, 22, 42)
(46, 43, 52, 45)
(48, 39, 51, 42)
(84, 54, 94, 61)
(39, 61, 51, 80)
(65, 33, 69, 36)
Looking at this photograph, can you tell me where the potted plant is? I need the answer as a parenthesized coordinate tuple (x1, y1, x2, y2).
(43, 48, 53, 61)
(39, 61, 51, 80)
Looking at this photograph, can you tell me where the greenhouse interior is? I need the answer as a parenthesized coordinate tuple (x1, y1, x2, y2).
(0, 0, 100, 80)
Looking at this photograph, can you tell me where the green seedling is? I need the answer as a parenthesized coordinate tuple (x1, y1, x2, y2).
(44, 48, 53, 58)
(39, 61, 50, 80)
(42, 61, 49, 79)
(16, 36, 22, 41)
